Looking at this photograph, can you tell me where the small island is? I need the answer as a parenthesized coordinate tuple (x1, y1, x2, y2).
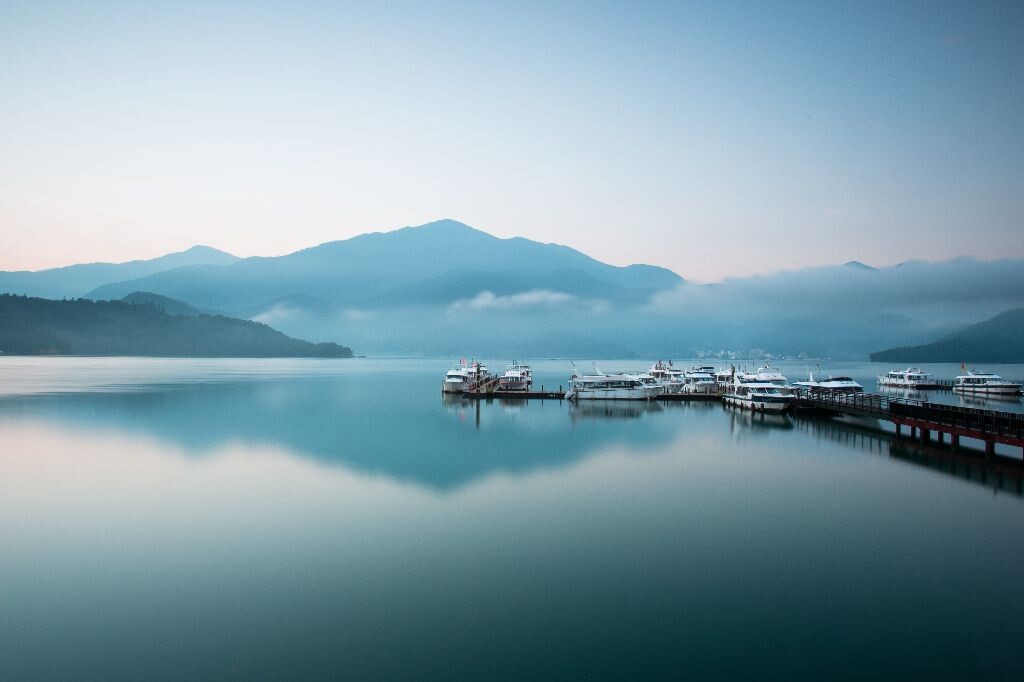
(0, 294, 353, 358)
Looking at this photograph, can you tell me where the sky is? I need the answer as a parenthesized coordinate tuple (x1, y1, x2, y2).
(1, 0, 1021, 281)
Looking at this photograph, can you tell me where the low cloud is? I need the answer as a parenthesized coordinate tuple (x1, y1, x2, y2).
(447, 289, 577, 314)
(251, 303, 300, 326)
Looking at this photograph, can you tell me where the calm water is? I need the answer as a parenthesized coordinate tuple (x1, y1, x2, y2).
(1, 357, 1022, 680)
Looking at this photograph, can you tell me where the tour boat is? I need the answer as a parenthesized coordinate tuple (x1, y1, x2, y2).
(794, 371, 864, 394)
(723, 365, 796, 412)
(877, 368, 940, 389)
(506, 360, 533, 387)
(565, 364, 663, 401)
(498, 368, 530, 391)
(952, 370, 1022, 396)
(681, 368, 716, 394)
(648, 361, 685, 394)
(441, 368, 470, 394)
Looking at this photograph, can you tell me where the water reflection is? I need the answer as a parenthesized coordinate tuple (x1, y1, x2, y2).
(0, 377, 681, 490)
(793, 414, 1024, 496)
(569, 400, 663, 422)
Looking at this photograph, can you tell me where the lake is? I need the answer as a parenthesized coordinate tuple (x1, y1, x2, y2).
(1, 357, 1022, 680)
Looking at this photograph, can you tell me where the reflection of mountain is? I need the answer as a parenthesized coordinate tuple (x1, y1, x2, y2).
(0, 376, 680, 490)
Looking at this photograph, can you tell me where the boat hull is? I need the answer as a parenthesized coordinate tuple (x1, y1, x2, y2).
(724, 394, 793, 412)
(567, 386, 663, 401)
(953, 384, 1021, 395)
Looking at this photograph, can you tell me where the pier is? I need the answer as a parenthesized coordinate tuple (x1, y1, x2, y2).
(795, 389, 1024, 460)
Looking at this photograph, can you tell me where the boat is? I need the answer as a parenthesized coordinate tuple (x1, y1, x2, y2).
(794, 371, 864, 394)
(952, 370, 1022, 396)
(441, 368, 471, 394)
(681, 368, 716, 394)
(877, 368, 940, 389)
(648, 361, 685, 394)
(498, 368, 530, 391)
(723, 365, 796, 412)
(506, 360, 533, 387)
(714, 368, 735, 388)
(565, 363, 663, 401)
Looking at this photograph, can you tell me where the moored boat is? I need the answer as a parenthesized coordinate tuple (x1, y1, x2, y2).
(877, 368, 940, 389)
(565, 363, 663, 401)
(723, 365, 796, 412)
(953, 370, 1022, 396)
(442, 368, 470, 393)
(498, 368, 531, 391)
(794, 371, 864, 394)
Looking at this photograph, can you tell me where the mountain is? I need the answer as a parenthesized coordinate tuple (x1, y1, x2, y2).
(0, 245, 239, 299)
(120, 291, 203, 316)
(0, 294, 352, 357)
(86, 220, 684, 310)
(869, 309, 1024, 362)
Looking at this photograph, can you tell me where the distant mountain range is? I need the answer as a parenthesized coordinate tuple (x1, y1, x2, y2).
(2, 220, 1023, 358)
(84, 220, 681, 311)
(0, 294, 352, 357)
(870, 309, 1024, 363)
(0, 245, 238, 299)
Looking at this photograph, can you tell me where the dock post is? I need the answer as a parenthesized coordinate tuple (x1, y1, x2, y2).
(951, 434, 959, 448)
(911, 426, 917, 439)
(921, 429, 929, 443)
(985, 441, 995, 457)
(895, 424, 901, 439)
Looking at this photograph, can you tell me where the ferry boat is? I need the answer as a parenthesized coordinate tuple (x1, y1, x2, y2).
(681, 368, 716, 394)
(723, 365, 796, 412)
(565, 364, 663, 401)
(506, 360, 533, 387)
(714, 369, 734, 388)
(952, 370, 1022, 396)
(877, 368, 940, 389)
(648, 361, 685, 394)
(794, 371, 864, 394)
(498, 368, 531, 391)
(441, 368, 471, 393)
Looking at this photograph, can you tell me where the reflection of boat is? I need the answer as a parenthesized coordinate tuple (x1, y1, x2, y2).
(877, 386, 929, 401)
(953, 370, 1021, 396)
(954, 392, 1022, 408)
(794, 371, 864, 394)
(727, 406, 794, 432)
(565, 363, 663, 401)
(877, 367, 940, 389)
(569, 400, 664, 422)
(723, 365, 795, 412)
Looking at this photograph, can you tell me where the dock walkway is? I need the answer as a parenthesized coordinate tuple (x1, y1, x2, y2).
(795, 389, 1024, 457)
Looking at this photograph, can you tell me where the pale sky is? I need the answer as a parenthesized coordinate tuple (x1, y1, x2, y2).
(1, 1, 1021, 281)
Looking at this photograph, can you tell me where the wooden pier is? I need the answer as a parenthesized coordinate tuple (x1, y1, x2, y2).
(795, 389, 1024, 460)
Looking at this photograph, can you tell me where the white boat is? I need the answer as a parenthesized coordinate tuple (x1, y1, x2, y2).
(441, 368, 470, 394)
(648, 361, 685, 394)
(506, 360, 533, 387)
(565, 364, 663, 401)
(723, 365, 795, 412)
(953, 370, 1022, 396)
(681, 368, 716, 394)
(714, 369, 734, 388)
(794, 371, 864, 394)
(498, 368, 530, 391)
(877, 367, 940, 389)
